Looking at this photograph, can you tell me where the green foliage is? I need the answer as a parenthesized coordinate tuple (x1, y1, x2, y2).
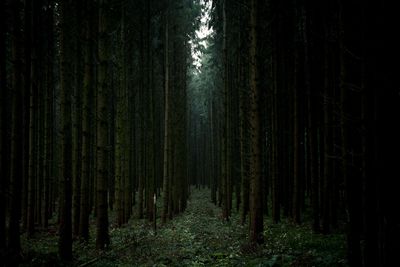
(259, 220, 347, 266)
(19, 189, 347, 266)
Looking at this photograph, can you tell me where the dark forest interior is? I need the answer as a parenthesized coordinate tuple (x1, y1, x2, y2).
(1, 0, 399, 266)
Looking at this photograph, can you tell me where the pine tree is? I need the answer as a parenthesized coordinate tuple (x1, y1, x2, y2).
(248, 0, 263, 245)
(58, 0, 74, 260)
(96, 0, 110, 249)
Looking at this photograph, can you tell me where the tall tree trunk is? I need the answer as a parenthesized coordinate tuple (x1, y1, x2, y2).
(210, 101, 217, 205)
(321, 20, 332, 234)
(26, 0, 36, 238)
(59, 0, 74, 260)
(72, 0, 83, 236)
(306, 34, 319, 231)
(239, 57, 249, 225)
(271, 11, 280, 224)
(221, 0, 228, 221)
(79, 0, 95, 240)
(162, 8, 170, 224)
(248, 0, 263, 245)
(292, 45, 300, 224)
(114, 14, 123, 226)
(43, 1, 55, 228)
(8, 0, 24, 260)
(0, 0, 8, 253)
(96, 0, 110, 249)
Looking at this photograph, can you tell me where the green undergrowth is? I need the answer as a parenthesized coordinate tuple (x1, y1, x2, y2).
(19, 189, 347, 266)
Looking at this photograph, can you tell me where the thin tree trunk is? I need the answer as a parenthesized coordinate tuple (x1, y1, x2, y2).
(271, 13, 280, 224)
(26, 0, 36, 238)
(221, 0, 228, 221)
(59, 0, 74, 260)
(0, 0, 8, 252)
(96, 0, 110, 250)
(79, 0, 94, 240)
(8, 0, 24, 259)
(292, 22, 301, 224)
(248, 0, 263, 245)
(322, 21, 331, 234)
(162, 9, 170, 224)
(239, 56, 249, 225)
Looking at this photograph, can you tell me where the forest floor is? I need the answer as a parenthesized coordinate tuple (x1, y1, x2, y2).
(20, 189, 347, 266)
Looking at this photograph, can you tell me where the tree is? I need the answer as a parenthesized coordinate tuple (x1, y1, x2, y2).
(162, 2, 170, 224)
(114, 3, 131, 226)
(96, 0, 110, 249)
(0, 0, 8, 255)
(248, 0, 263, 245)
(79, 0, 96, 240)
(8, 0, 24, 260)
(58, 0, 75, 260)
(26, 0, 36, 238)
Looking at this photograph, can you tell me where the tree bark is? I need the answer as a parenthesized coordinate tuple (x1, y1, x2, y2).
(162, 7, 170, 224)
(79, 0, 95, 240)
(96, 0, 110, 250)
(0, 0, 8, 253)
(59, 0, 74, 260)
(8, 0, 24, 259)
(248, 0, 263, 245)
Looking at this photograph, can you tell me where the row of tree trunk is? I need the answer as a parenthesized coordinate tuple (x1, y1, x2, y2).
(0, 0, 196, 263)
(191, 0, 399, 265)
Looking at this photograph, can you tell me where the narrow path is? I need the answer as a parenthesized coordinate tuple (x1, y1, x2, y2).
(100, 189, 248, 266)
(90, 189, 347, 266)
(19, 188, 346, 266)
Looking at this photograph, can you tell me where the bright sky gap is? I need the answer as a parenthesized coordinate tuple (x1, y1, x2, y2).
(190, 0, 213, 71)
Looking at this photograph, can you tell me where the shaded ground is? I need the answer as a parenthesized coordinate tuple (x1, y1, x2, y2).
(20, 189, 347, 266)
